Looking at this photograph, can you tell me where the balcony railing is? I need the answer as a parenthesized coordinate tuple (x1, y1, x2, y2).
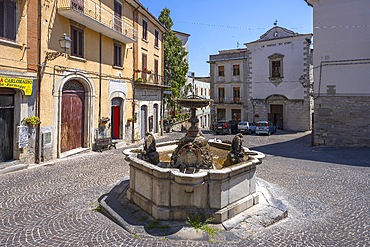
(58, 0, 138, 43)
(134, 71, 165, 86)
(215, 97, 243, 104)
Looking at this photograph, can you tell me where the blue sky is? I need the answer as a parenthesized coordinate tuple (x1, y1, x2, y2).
(138, 0, 313, 77)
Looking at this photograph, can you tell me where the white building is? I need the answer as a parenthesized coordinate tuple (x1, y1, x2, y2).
(208, 49, 249, 123)
(245, 26, 313, 131)
(186, 75, 211, 129)
(305, 0, 370, 146)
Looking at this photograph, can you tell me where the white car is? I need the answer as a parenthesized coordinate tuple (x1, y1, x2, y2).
(237, 122, 256, 134)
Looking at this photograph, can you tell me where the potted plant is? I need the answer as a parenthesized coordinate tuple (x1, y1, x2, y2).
(23, 116, 41, 126)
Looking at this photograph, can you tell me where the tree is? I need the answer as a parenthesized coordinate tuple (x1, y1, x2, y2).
(158, 8, 189, 115)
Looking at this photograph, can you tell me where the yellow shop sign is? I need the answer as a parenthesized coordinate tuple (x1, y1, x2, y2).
(0, 76, 33, 95)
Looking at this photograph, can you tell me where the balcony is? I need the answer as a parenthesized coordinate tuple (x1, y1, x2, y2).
(134, 71, 169, 89)
(58, 0, 137, 43)
(215, 97, 243, 104)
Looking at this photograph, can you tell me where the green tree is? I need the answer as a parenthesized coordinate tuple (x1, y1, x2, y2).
(158, 8, 189, 115)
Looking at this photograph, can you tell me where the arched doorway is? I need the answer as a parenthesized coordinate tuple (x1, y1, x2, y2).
(0, 89, 15, 161)
(61, 80, 85, 153)
(140, 105, 148, 139)
(111, 97, 122, 139)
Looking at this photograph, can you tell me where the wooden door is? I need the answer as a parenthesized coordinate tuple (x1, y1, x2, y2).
(0, 94, 14, 161)
(270, 104, 283, 129)
(111, 105, 120, 139)
(61, 81, 85, 153)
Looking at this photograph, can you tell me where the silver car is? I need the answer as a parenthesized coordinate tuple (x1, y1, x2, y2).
(255, 121, 277, 135)
(237, 122, 256, 134)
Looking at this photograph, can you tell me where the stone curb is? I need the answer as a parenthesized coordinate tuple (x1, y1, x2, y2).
(100, 176, 288, 242)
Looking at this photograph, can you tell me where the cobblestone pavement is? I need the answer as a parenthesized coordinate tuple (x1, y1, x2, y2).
(1, 131, 369, 246)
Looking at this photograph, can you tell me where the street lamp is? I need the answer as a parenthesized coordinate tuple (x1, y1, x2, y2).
(45, 33, 72, 61)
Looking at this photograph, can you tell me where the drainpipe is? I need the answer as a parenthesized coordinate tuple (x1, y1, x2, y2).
(99, 33, 102, 121)
(99, 1, 102, 123)
(131, 5, 140, 143)
(35, 0, 42, 163)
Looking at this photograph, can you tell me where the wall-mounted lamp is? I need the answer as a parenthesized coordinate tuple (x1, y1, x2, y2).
(45, 33, 72, 61)
(299, 75, 313, 89)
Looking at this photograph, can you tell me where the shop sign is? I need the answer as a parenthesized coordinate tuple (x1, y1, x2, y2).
(0, 76, 33, 95)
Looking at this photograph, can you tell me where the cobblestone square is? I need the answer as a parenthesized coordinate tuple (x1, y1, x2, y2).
(0, 131, 369, 246)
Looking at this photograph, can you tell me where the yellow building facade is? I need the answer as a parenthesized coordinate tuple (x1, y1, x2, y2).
(0, 0, 166, 167)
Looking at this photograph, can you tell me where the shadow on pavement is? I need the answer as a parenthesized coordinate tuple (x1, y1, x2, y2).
(252, 132, 370, 168)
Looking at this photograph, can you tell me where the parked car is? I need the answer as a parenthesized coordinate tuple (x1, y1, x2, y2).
(214, 120, 238, 134)
(255, 121, 277, 135)
(237, 122, 256, 134)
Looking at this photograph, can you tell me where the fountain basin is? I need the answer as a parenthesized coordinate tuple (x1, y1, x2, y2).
(123, 140, 264, 223)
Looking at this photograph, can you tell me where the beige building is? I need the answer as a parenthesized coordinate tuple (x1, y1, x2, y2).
(209, 48, 249, 123)
(0, 0, 166, 169)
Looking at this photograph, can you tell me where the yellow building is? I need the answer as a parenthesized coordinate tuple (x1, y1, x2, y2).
(0, 0, 166, 167)
(0, 0, 38, 165)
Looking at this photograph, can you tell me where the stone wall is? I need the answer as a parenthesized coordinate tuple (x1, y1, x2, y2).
(251, 98, 311, 131)
(314, 96, 370, 147)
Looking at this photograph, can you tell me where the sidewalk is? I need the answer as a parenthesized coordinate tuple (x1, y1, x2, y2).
(0, 132, 174, 175)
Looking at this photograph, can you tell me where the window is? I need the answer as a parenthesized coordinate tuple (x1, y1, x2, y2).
(217, 109, 226, 121)
(142, 53, 147, 80)
(268, 53, 284, 85)
(142, 19, 148, 40)
(71, 26, 84, 58)
(218, 66, 225, 77)
(0, 0, 16, 41)
(271, 61, 281, 78)
(218, 87, 225, 103)
(233, 87, 240, 103)
(113, 0, 122, 33)
(232, 109, 241, 122)
(113, 42, 122, 67)
(233, 64, 240, 76)
(154, 59, 158, 83)
(154, 29, 159, 47)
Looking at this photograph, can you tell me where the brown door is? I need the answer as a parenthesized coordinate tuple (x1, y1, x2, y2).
(61, 81, 85, 153)
(270, 104, 283, 129)
(0, 93, 14, 161)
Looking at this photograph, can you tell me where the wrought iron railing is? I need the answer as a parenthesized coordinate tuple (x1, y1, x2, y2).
(134, 71, 165, 85)
(215, 97, 243, 104)
(58, 0, 137, 41)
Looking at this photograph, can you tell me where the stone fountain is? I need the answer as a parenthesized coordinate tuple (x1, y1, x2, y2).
(124, 96, 264, 223)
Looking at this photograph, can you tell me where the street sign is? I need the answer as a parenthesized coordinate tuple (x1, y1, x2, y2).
(163, 90, 172, 95)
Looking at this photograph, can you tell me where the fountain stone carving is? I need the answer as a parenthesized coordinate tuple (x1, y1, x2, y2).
(123, 96, 265, 223)
(171, 96, 213, 173)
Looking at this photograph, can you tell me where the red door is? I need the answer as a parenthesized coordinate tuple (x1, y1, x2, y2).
(112, 105, 120, 139)
(61, 81, 85, 153)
